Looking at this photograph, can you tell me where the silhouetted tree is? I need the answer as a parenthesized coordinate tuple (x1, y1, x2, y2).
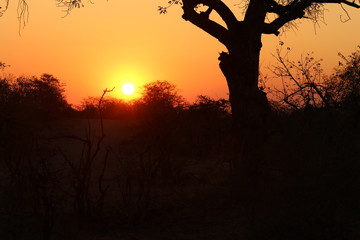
(78, 96, 99, 117)
(189, 95, 230, 115)
(139, 80, 185, 108)
(158, 0, 360, 175)
(78, 96, 132, 119)
(327, 46, 360, 106)
(0, 74, 70, 124)
(185, 95, 231, 157)
(135, 80, 186, 123)
(271, 47, 330, 110)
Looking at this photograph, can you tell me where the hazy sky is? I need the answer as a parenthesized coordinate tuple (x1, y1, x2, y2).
(1, 1, 359, 105)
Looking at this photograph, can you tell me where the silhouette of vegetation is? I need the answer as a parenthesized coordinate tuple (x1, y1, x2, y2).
(2, 0, 360, 183)
(0, 74, 72, 240)
(329, 46, 360, 106)
(134, 80, 185, 127)
(0, 74, 72, 151)
(0, 61, 9, 70)
(1, 0, 360, 237)
(271, 45, 360, 111)
(154, 0, 360, 179)
(78, 96, 134, 120)
(0, 59, 359, 238)
(1, 74, 70, 115)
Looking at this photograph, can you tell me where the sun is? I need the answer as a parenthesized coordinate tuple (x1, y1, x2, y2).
(121, 82, 135, 95)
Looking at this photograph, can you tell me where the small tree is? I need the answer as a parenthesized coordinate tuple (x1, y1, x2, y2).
(328, 46, 360, 106)
(189, 95, 230, 115)
(78, 97, 100, 118)
(135, 80, 186, 123)
(78, 96, 132, 119)
(271, 47, 330, 110)
(271, 46, 360, 110)
(186, 95, 231, 156)
(31, 74, 70, 116)
(1, 74, 70, 124)
(139, 80, 185, 109)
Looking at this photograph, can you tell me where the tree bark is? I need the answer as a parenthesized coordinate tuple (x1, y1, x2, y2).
(219, 30, 270, 179)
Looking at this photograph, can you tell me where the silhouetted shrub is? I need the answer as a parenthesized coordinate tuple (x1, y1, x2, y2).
(77, 96, 133, 120)
(188, 95, 230, 117)
(326, 46, 360, 107)
(183, 95, 231, 157)
(134, 80, 186, 124)
(271, 47, 360, 111)
(0, 74, 71, 124)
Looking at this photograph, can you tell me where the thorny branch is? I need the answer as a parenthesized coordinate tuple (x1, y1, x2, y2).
(270, 46, 333, 109)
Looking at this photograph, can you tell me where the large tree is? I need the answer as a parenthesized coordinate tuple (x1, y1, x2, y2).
(158, 0, 360, 174)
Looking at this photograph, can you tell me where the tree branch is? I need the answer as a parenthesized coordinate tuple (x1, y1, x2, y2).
(267, 0, 298, 15)
(197, 0, 239, 30)
(263, 0, 360, 35)
(318, 0, 360, 8)
(244, 0, 271, 24)
(182, 0, 231, 44)
(263, 0, 313, 35)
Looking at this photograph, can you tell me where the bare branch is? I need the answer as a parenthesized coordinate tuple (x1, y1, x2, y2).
(98, 87, 115, 137)
(56, 0, 84, 17)
(318, 0, 360, 8)
(182, 0, 230, 44)
(0, 61, 10, 70)
(263, 1, 313, 35)
(17, 0, 29, 31)
(270, 46, 334, 109)
(264, 0, 360, 35)
(339, 3, 352, 22)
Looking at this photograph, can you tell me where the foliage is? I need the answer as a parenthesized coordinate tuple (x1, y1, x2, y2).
(0, 73, 71, 122)
(138, 80, 185, 109)
(1, 0, 360, 234)
(189, 95, 230, 116)
(270, 47, 328, 110)
(270, 46, 360, 110)
(0, 72, 358, 239)
(0, 61, 9, 70)
(185, 95, 231, 158)
(134, 80, 186, 124)
(326, 46, 360, 106)
(78, 96, 133, 119)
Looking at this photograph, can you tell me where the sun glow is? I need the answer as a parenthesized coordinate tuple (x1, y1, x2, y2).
(122, 82, 135, 95)
(107, 67, 149, 101)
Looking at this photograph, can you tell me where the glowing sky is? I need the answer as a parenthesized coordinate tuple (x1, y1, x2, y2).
(1, 1, 359, 105)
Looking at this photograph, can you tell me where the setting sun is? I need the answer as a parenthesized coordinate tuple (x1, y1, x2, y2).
(121, 82, 135, 95)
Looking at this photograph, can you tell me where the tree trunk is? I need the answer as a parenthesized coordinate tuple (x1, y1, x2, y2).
(219, 33, 270, 180)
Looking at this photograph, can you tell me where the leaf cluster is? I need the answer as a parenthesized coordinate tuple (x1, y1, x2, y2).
(158, 0, 183, 14)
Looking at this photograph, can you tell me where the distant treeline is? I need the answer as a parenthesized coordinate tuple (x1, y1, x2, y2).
(2, 47, 359, 126)
(0, 73, 230, 122)
(76, 81, 231, 122)
(0, 48, 359, 240)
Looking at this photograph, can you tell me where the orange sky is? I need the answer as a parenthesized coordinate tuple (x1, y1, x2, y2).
(1, 1, 359, 105)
